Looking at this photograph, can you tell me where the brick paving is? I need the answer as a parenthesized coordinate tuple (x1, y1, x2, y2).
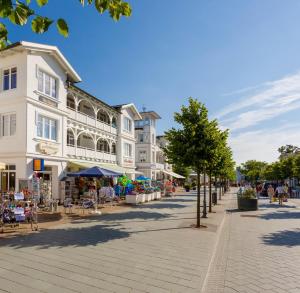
(204, 195, 300, 293)
(0, 190, 231, 293)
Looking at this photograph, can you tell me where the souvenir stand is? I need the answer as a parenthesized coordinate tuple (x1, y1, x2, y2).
(67, 166, 122, 214)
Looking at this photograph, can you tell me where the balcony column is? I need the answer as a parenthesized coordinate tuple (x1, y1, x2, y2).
(94, 108, 98, 128)
(75, 128, 78, 157)
(74, 96, 80, 120)
(109, 115, 113, 133)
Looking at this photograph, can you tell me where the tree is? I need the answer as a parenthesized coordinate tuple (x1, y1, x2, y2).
(239, 160, 267, 183)
(0, 0, 132, 48)
(278, 144, 300, 160)
(164, 98, 210, 227)
(172, 163, 191, 179)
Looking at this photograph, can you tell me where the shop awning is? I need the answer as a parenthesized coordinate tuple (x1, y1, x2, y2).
(0, 162, 5, 170)
(161, 169, 185, 179)
(68, 160, 126, 174)
(68, 166, 122, 177)
(125, 170, 144, 175)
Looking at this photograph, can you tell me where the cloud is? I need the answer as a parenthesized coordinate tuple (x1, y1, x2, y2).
(230, 124, 300, 164)
(216, 72, 300, 126)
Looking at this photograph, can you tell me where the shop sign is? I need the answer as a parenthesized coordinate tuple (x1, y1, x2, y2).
(33, 159, 45, 171)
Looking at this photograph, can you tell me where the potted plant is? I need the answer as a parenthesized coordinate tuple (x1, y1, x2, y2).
(184, 183, 191, 192)
(237, 188, 258, 211)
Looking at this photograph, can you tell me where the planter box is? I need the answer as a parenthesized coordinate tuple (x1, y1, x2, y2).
(138, 194, 145, 203)
(150, 193, 155, 200)
(156, 191, 161, 200)
(126, 194, 139, 204)
(237, 197, 258, 211)
(145, 194, 151, 202)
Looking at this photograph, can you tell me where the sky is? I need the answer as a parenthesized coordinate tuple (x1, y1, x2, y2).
(5, 0, 300, 165)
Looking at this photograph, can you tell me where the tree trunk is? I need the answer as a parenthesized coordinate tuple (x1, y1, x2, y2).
(196, 170, 201, 227)
(209, 171, 212, 212)
(214, 174, 218, 205)
(202, 171, 207, 218)
(218, 176, 222, 200)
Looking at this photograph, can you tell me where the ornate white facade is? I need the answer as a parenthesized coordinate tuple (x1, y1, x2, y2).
(0, 41, 140, 201)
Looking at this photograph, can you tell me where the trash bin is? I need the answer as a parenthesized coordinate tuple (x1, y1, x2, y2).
(212, 192, 217, 205)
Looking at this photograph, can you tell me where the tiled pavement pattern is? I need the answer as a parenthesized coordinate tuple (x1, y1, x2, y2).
(0, 190, 232, 293)
(205, 196, 300, 293)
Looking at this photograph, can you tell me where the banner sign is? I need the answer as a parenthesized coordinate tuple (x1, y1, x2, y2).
(33, 159, 45, 171)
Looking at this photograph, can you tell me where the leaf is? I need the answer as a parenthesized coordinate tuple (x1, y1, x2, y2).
(95, 0, 109, 14)
(0, 0, 13, 18)
(26, 0, 31, 4)
(31, 16, 53, 34)
(0, 22, 8, 40)
(36, 0, 48, 6)
(8, 2, 34, 26)
(56, 18, 69, 37)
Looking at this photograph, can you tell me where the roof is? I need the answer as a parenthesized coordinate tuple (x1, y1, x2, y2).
(139, 111, 161, 119)
(0, 41, 81, 83)
(69, 84, 119, 114)
(113, 103, 142, 120)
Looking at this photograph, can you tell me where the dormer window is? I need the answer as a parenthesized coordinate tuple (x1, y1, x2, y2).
(37, 69, 57, 99)
(3, 67, 17, 91)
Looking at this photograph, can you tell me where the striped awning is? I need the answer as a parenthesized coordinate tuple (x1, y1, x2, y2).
(161, 169, 185, 179)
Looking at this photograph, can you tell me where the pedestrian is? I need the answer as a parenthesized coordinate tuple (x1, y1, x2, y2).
(267, 184, 275, 203)
(275, 184, 285, 205)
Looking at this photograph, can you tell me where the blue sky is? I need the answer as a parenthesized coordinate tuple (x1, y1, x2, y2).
(5, 0, 300, 164)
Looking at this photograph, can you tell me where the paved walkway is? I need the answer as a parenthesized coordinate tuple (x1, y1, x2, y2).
(205, 196, 300, 293)
(0, 190, 232, 293)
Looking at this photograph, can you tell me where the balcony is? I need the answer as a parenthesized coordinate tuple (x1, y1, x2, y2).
(155, 163, 165, 170)
(67, 145, 117, 164)
(67, 107, 117, 135)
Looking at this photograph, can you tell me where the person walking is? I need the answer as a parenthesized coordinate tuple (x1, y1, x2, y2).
(276, 184, 285, 205)
(267, 184, 275, 203)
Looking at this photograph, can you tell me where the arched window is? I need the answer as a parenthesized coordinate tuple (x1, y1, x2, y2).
(67, 129, 75, 146)
(111, 117, 117, 128)
(77, 99, 95, 117)
(97, 109, 110, 124)
(67, 94, 76, 110)
(77, 132, 94, 150)
(111, 142, 116, 154)
(97, 139, 110, 153)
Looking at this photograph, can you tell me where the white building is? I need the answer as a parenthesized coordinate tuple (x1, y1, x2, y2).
(0, 41, 140, 201)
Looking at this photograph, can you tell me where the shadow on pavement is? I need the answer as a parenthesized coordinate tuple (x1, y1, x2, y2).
(132, 203, 187, 210)
(259, 211, 300, 220)
(262, 229, 300, 247)
(0, 224, 130, 249)
(162, 198, 195, 203)
(259, 203, 297, 209)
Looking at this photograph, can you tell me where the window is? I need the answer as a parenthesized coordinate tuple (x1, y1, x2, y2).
(123, 117, 132, 132)
(97, 139, 110, 153)
(37, 115, 57, 141)
(37, 69, 57, 99)
(67, 130, 75, 146)
(152, 151, 155, 163)
(138, 133, 144, 143)
(111, 143, 116, 154)
(139, 150, 146, 162)
(1, 113, 16, 137)
(3, 67, 17, 91)
(1, 164, 16, 192)
(124, 143, 132, 157)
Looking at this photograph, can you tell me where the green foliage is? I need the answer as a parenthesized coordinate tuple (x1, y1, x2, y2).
(240, 188, 256, 199)
(239, 160, 267, 183)
(0, 0, 132, 47)
(278, 144, 300, 160)
(172, 163, 191, 179)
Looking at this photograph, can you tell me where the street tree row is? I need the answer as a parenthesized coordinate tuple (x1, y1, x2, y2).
(164, 98, 235, 228)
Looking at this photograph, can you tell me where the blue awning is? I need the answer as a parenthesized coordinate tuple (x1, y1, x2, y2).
(68, 166, 122, 177)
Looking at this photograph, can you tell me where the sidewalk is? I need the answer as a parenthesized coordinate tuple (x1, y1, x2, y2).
(204, 195, 300, 293)
(0, 189, 235, 293)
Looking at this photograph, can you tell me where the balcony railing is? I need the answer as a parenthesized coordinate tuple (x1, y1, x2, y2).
(67, 145, 117, 164)
(67, 107, 117, 135)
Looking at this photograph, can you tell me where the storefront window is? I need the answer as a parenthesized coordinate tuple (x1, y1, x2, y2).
(0, 164, 16, 192)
